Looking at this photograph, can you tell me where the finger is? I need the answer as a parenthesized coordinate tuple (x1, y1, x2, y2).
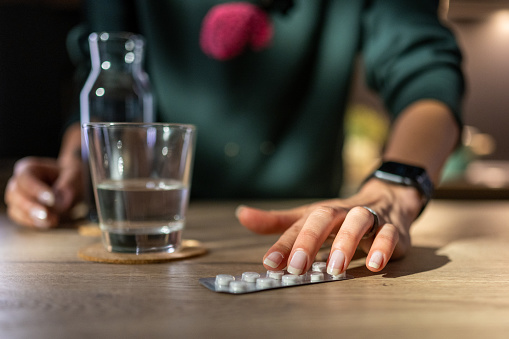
(13, 157, 56, 173)
(3, 177, 16, 205)
(366, 223, 399, 272)
(8, 205, 51, 229)
(236, 205, 306, 234)
(15, 169, 57, 207)
(6, 177, 58, 228)
(6, 193, 57, 229)
(262, 220, 304, 270)
(285, 205, 347, 275)
(52, 167, 82, 212)
(7, 205, 36, 228)
(326, 206, 377, 275)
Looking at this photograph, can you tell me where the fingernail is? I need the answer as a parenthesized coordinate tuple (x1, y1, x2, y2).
(287, 250, 307, 275)
(263, 251, 284, 268)
(38, 191, 55, 207)
(235, 205, 246, 218)
(368, 251, 383, 269)
(30, 208, 50, 228)
(327, 250, 346, 276)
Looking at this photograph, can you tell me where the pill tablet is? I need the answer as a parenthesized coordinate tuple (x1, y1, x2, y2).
(256, 278, 275, 289)
(282, 274, 302, 285)
(267, 270, 285, 280)
(215, 274, 235, 286)
(199, 267, 352, 294)
(310, 272, 325, 282)
(331, 272, 347, 280)
(229, 281, 249, 293)
(241, 272, 261, 283)
(311, 262, 327, 273)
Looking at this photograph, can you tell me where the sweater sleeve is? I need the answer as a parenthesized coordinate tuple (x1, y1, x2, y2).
(361, 0, 464, 127)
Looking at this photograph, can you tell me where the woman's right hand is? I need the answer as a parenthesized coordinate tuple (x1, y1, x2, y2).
(4, 156, 83, 229)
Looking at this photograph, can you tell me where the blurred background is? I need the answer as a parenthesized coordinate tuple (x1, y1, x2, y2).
(0, 0, 81, 199)
(0, 0, 508, 203)
(344, 0, 509, 199)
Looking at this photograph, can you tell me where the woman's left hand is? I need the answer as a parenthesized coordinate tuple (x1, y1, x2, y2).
(236, 178, 423, 275)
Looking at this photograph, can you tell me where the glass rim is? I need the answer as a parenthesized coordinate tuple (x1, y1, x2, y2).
(82, 122, 196, 131)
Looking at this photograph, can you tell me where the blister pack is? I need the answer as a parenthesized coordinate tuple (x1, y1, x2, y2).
(199, 261, 352, 294)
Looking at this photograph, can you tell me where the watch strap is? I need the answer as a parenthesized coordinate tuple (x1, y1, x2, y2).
(367, 161, 434, 217)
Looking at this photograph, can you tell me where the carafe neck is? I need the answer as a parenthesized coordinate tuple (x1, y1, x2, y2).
(89, 32, 145, 73)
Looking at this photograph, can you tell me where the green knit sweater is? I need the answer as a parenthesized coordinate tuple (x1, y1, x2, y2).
(70, 0, 464, 199)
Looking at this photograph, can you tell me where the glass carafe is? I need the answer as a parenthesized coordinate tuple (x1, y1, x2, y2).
(80, 32, 155, 221)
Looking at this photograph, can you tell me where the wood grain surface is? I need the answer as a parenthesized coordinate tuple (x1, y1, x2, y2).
(1, 200, 509, 339)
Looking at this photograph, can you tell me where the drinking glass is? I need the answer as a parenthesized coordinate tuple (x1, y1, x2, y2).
(83, 122, 196, 253)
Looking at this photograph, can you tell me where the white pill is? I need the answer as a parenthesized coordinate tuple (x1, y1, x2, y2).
(215, 274, 235, 286)
(256, 278, 275, 289)
(312, 262, 327, 273)
(215, 284, 230, 292)
(331, 272, 347, 280)
(229, 281, 249, 293)
(267, 270, 285, 280)
(242, 272, 261, 283)
(310, 272, 325, 282)
(282, 274, 302, 285)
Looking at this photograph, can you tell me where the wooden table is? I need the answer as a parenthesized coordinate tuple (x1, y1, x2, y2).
(1, 199, 509, 339)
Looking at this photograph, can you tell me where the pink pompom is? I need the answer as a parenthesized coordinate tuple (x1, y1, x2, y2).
(200, 2, 274, 60)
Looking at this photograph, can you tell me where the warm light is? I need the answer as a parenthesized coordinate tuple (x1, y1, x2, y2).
(489, 10, 509, 34)
(469, 133, 496, 156)
(461, 125, 496, 156)
(466, 161, 509, 189)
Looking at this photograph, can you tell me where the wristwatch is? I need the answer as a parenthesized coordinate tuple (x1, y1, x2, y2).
(366, 161, 434, 216)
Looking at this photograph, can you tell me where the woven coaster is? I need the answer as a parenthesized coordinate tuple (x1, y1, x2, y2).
(78, 239, 207, 264)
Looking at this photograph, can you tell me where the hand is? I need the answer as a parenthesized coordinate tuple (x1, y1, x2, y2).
(4, 156, 83, 229)
(236, 179, 423, 274)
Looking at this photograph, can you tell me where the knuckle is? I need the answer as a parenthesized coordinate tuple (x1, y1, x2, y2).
(350, 206, 373, 220)
(299, 228, 322, 243)
(309, 205, 340, 221)
(376, 225, 400, 243)
(276, 225, 302, 251)
(13, 157, 31, 173)
(337, 228, 358, 243)
(375, 232, 395, 243)
(272, 237, 294, 255)
(278, 243, 293, 254)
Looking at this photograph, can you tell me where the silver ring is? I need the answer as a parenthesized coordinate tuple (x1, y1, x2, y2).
(361, 206, 379, 239)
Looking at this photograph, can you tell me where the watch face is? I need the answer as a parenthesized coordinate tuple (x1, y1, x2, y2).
(379, 161, 424, 178)
(375, 161, 433, 200)
(371, 161, 434, 217)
